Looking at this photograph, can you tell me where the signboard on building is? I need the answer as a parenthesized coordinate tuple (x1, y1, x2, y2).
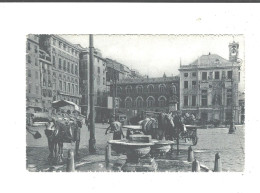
(107, 97, 113, 109)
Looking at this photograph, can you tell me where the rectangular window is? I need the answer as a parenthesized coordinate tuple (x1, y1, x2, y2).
(184, 81, 188, 89)
(192, 81, 196, 88)
(103, 77, 106, 85)
(227, 89, 232, 106)
(53, 56, 56, 66)
(59, 58, 62, 69)
(98, 67, 100, 74)
(192, 72, 197, 77)
(72, 84, 74, 94)
(64, 82, 66, 92)
(27, 42, 31, 50)
(67, 62, 70, 72)
(184, 96, 188, 106)
(35, 71, 38, 79)
(71, 64, 74, 74)
(34, 45, 38, 53)
(68, 83, 70, 93)
(28, 69, 31, 77)
(53, 39, 56, 45)
(215, 71, 220, 79)
(202, 72, 207, 80)
(228, 71, 232, 79)
(75, 65, 78, 75)
(27, 55, 31, 63)
(201, 90, 208, 107)
(75, 85, 78, 94)
(63, 60, 66, 71)
(59, 80, 62, 90)
(43, 78, 46, 86)
(192, 95, 196, 106)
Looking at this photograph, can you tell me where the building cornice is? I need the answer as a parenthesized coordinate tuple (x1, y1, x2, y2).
(52, 35, 81, 51)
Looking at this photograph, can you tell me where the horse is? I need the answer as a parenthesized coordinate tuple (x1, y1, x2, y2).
(158, 113, 176, 141)
(44, 113, 83, 164)
(156, 112, 186, 141)
(139, 117, 160, 139)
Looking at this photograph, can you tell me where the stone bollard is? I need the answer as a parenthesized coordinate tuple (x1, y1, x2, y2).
(192, 159, 200, 172)
(187, 146, 194, 162)
(214, 153, 222, 172)
(105, 144, 111, 170)
(66, 150, 75, 172)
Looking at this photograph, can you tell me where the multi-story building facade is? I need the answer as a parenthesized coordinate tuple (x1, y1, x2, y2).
(79, 46, 108, 121)
(106, 58, 143, 81)
(26, 35, 42, 113)
(39, 49, 53, 111)
(116, 75, 180, 119)
(39, 35, 81, 111)
(179, 41, 241, 124)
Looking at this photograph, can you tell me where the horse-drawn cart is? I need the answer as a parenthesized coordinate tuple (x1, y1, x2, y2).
(180, 125, 199, 146)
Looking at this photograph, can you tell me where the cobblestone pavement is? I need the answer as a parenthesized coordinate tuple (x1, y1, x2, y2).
(26, 123, 244, 172)
(193, 125, 245, 172)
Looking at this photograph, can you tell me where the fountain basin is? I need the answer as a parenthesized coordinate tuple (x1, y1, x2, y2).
(108, 135, 175, 172)
(108, 139, 154, 162)
(151, 140, 175, 157)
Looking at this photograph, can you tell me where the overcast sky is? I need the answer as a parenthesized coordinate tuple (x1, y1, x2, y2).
(60, 34, 245, 90)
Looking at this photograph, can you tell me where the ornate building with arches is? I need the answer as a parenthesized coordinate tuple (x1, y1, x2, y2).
(115, 75, 180, 119)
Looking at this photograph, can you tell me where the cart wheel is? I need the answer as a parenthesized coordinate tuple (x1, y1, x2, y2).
(192, 136, 198, 146)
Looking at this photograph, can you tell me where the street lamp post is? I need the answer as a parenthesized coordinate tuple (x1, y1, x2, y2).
(229, 61, 236, 134)
(111, 64, 117, 119)
(89, 34, 96, 153)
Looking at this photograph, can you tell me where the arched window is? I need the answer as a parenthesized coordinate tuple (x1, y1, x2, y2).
(171, 84, 176, 94)
(147, 85, 154, 93)
(136, 97, 143, 108)
(159, 84, 166, 93)
(158, 96, 166, 107)
(137, 85, 143, 93)
(147, 96, 155, 107)
(126, 86, 132, 94)
(125, 97, 132, 108)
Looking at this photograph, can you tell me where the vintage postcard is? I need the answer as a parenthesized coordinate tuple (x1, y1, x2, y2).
(26, 34, 245, 172)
